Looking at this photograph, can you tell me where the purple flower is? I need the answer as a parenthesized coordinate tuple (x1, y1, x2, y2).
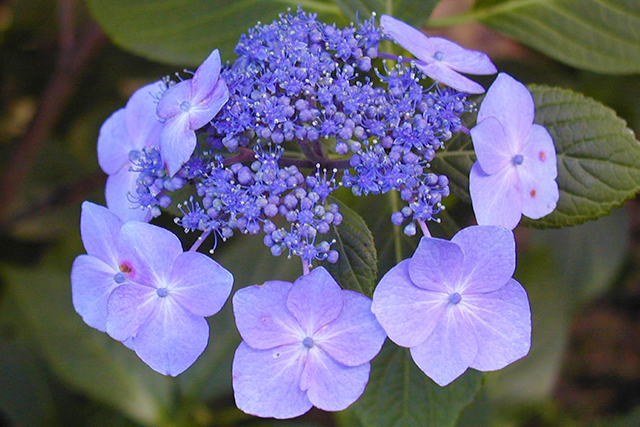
(71, 201, 234, 376)
(380, 15, 496, 94)
(372, 226, 531, 386)
(232, 267, 386, 419)
(469, 73, 559, 229)
(97, 81, 163, 222)
(157, 49, 229, 176)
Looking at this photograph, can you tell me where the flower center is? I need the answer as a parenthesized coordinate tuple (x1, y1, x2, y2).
(113, 272, 126, 284)
(513, 154, 524, 165)
(156, 287, 169, 298)
(434, 51, 444, 61)
(449, 292, 462, 305)
(302, 337, 315, 349)
(180, 101, 191, 112)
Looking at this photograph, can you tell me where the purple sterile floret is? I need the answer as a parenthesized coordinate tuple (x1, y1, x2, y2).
(469, 73, 559, 229)
(232, 267, 386, 419)
(105, 221, 234, 376)
(380, 15, 496, 94)
(157, 49, 230, 176)
(97, 81, 164, 221)
(372, 225, 531, 386)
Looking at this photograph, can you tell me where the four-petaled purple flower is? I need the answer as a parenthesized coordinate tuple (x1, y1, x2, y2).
(232, 267, 386, 419)
(71, 201, 234, 376)
(380, 15, 497, 94)
(372, 225, 531, 386)
(469, 73, 559, 229)
(157, 49, 229, 176)
(97, 81, 164, 222)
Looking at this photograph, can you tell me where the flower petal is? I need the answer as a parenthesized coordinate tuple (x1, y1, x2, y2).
(97, 108, 131, 175)
(410, 306, 478, 386)
(117, 222, 183, 286)
(380, 15, 434, 60)
(157, 80, 191, 119)
(313, 290, 386, 367)
(106, 283, 158, 341)
(189, 79, 229, 130)
(159, 113, 197, 177)
(105, 169, 152, 223)
(132, 299, 209, 376)
(469, 161, 523, 230)
(71, 254, 120, 332)
(372, 259, 447, 348)
(233, 341, 312, 419)
(451, 226, 515, 294)
(169, 251, 233, 317)
(80, 201, 122, 266)
(470, 116, 512, 175)
(286, 267, 343, 336)
(301, 348, 371, 412)
(191, 49, 222, 105)
(233, 280, 303, 349)
(466, 279, 532, 372)
(409, 236, 463, 293)
(477, 73, 534, 145)
(429, 37, 497, 75)
(416, 61, 486, 94)
(125, 80, 163, 147)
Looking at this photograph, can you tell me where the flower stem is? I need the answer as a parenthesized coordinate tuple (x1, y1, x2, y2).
(417, 219, 431, 237)
(302, 260, 310, 275)
(189, 230, 211, 252)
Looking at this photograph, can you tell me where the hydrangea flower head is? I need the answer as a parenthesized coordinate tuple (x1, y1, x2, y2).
(470, 73, 559, 229)
(380, 15, 497, 94)
(372, 225, 531, 386)
(157, 49, 229, 176)
(232, 267, 386, 419)
(97, 81, 163, 221)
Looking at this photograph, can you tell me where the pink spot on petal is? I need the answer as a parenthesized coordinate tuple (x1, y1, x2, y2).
(539, 151, 546, 162)
(530, 189, 537, 198)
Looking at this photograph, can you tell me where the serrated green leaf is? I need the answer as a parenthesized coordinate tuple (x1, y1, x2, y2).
(334, 0, 441, 25)
(321, 196, 377, 296)
(349, 341, 483, 427)
(431, 85, 640, 228)
(430, 0, 640, 74)
(87, 0, 344, 67)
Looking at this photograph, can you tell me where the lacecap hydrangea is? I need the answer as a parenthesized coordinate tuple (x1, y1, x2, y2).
(72, 7, 558, 420)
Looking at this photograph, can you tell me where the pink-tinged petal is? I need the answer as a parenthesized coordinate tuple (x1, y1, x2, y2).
(168, 251, 233, 317)
(157, 80, 192, 119)
(191, 49, 222, 105)
(452, 226, 515, 294)
(133, 299, 209, 376)
(160, 114, 197, 177)
(466, 279, 532, 372)
(71, 254, 120, 332)
(429, 37, 497, 75)
(233, 341, 312, 419)
(286, 267, 343, 335)
(125, 80, 163, 146)
(105, 169, 152, 223)
(80, 201, 122, 266)
(301, 348, 371, 412)
(409, 236, 463, 293)
(117, 222, 183, 286)
(477, 73, 534, 145)
(233, 280, 303, 349)
(416, 61, 486, 94)
(469, 161, 523, 230)
(97, 108, 131, 175)
(521, 124, 558, 179)
(106, 283, 157, 341)
(380, 15, 434, 61)
(188, 79, 229, 130)
(313, 290, 386, 367)
(372, 259, 448, 348)
(410, 306, 478, 386)
(470, 117, 512, 175)
(519, 174, 559, 220)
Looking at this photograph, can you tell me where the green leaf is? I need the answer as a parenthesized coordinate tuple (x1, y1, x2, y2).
(431, 85, 640, 228)
(87, 0, 344, 67)
(334, 0, 441, 25)
(322, 196, 377, 296)
(444, 0, 640, 74)
(350, 341, 483, 427)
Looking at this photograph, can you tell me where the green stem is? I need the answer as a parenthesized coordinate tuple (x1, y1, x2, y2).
(388, 191, 403, 264)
